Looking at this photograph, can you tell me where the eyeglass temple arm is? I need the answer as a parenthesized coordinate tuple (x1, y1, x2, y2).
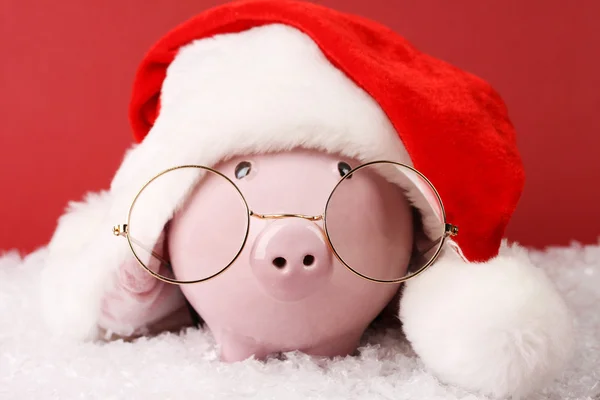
(113, 224, 172, 269)
(410, 223, 458, 267)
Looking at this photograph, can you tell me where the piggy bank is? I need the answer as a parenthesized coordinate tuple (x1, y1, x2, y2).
(100, 149, 418, 361)
(40, 2, 573, 398)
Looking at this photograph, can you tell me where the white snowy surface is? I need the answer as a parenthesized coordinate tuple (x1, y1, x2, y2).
(1, 242, 598, 400)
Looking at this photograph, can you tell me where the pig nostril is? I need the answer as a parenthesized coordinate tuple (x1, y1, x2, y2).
(303, 255, 315, 267)
(272, 257, 287, 269)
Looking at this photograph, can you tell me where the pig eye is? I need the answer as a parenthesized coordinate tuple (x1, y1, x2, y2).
(235, 161, 252, 179)
(337, 162, 352, 178)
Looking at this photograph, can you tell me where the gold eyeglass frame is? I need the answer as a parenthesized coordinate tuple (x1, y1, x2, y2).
(113, 160, 458, 286)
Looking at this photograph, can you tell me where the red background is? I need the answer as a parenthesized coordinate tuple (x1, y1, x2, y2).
(1, 0, 599, 254)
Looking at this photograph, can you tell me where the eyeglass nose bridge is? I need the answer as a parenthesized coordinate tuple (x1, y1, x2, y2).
(249, 211, 323, 222)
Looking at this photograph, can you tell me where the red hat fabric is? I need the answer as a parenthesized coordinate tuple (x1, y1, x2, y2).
(128, 0, 525, 264)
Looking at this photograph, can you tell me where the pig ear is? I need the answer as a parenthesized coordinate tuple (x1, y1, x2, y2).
(398, 241, 574, 398)
(382, 163, 446, 244)
(39, 188, 162, 341)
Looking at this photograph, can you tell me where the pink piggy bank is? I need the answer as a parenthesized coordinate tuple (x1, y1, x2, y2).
(101, 148, 416, 362)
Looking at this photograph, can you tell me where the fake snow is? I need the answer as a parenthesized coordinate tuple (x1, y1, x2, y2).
(1, 242, 599, 400)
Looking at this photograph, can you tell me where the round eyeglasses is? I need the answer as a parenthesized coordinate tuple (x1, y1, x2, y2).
(113, 161, 458, 285)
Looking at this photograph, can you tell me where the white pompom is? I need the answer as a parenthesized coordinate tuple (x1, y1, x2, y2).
(399, 243, 574, 398)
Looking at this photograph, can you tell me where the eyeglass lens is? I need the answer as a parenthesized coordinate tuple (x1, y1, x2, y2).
(126, 163, 445, 284)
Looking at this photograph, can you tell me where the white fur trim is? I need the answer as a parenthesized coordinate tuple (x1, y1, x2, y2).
(399, 242, 574, 398)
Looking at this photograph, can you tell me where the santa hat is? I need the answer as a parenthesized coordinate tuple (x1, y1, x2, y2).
(40, 0, 572, 397)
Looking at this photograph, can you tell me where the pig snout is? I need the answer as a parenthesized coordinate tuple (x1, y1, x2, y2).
(250, 218, 333, 301)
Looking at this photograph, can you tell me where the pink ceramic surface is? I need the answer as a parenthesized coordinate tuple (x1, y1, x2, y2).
(100, 149, 415, 361)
